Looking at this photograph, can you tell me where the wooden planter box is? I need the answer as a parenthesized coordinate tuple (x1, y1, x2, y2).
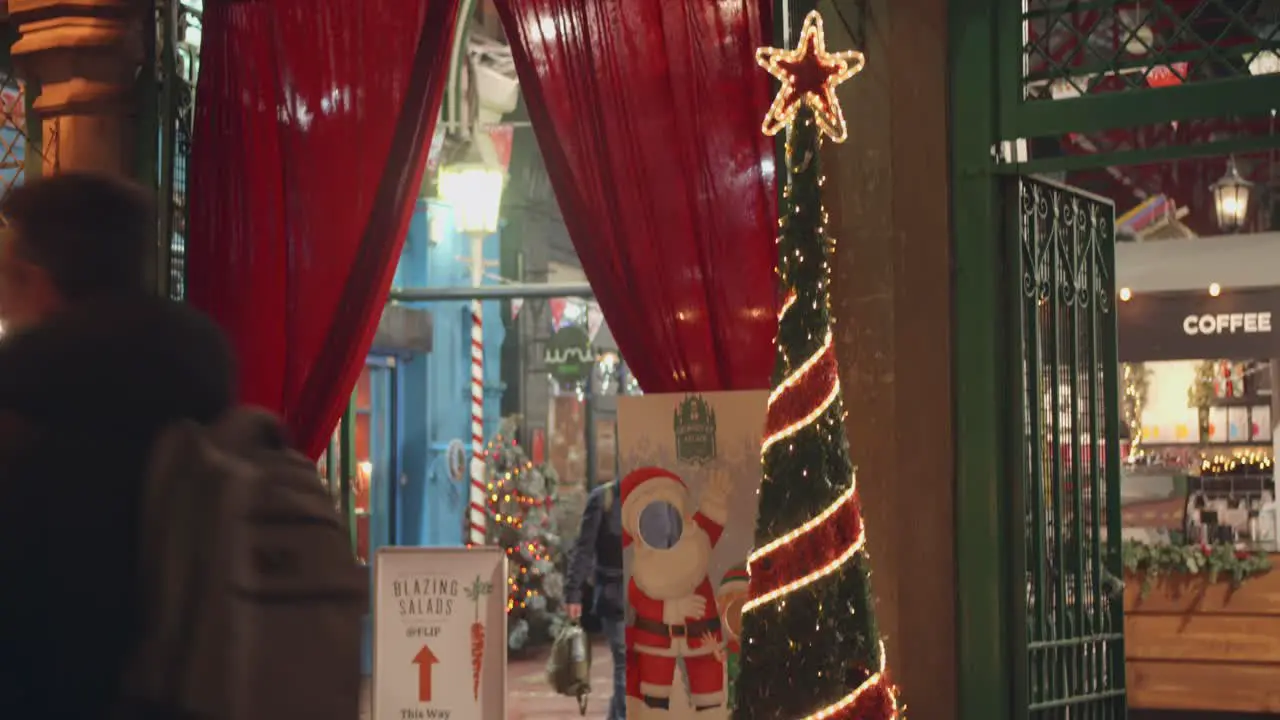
(1125, 557, 1280, 714)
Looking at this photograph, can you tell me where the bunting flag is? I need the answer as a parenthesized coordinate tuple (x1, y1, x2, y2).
(548, 298, 567, 329)
(489, 124, 515, 173)
(511, 298, 524, 321)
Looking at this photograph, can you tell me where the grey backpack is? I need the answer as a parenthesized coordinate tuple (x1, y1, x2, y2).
(118, 407, 367, 720)
(546, 621, 593, 715)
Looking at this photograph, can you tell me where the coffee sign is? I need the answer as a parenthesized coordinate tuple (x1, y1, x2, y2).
(544, 325, 594, 384)
(1182, 312, 1272, 336)
(1119, 288, 1280, 362)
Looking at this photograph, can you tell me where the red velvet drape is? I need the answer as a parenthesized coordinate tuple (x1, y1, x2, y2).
(187, 0, 460, 459)
(494, 0, 778, 392)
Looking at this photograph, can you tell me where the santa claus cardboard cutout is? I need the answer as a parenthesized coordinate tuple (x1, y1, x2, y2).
(617, 391, 767, 719)
(622, 466, 731, 713)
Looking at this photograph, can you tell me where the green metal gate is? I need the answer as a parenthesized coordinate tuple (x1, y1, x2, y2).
(1008, 175, 1126, 719)
(148, 0, 201, 300)
(955, 1, 1280, 719)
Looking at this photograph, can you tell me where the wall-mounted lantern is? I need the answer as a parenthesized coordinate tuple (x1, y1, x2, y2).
(1210, 156, 1253, 233)
(437, 162, 505, 238)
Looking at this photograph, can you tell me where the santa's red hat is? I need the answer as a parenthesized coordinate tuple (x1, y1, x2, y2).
(619, 466, 687, 548)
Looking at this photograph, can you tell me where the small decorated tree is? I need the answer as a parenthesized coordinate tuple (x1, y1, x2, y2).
(483, 418, 568, 652)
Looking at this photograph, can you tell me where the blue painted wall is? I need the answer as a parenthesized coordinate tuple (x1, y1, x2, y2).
(388, 198, 505, 548)
(361, 200, 506, 674)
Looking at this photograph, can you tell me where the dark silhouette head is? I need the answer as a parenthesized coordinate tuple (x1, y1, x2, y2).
(0, 173, 154, 332)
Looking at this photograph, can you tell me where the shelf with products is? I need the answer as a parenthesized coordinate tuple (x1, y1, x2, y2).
(1124, 359, 1276, 461)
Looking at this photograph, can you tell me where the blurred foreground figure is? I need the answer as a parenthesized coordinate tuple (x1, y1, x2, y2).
(0, 174, 235, 718)
(0, 174, 365, 720)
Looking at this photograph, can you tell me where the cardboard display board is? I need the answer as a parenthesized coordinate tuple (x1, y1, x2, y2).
(372, 547, 507, 720)
(617, 391, 767, 719)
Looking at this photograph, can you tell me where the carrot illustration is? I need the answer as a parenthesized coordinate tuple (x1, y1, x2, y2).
(470, 623, 484, 699)
(464, 576, 493, 700)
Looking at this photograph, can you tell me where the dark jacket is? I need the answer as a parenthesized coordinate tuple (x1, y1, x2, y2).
(0, 295, 235, 719)
(565, 482, 625, 620)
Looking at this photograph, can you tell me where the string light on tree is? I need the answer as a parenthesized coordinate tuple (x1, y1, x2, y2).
(735, 10, 900, 719)
(755, 10, 865, 143)
(481, 422, 568, 651)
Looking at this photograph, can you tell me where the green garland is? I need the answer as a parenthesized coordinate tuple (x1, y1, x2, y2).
(1122, 539, 1272, 596)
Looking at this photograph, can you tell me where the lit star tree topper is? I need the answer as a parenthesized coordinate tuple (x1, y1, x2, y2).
(735, 10, 901, 720)
(755, 10, 865, 143)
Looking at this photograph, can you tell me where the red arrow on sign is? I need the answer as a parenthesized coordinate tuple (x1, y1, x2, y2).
(413, 644, 440, 702)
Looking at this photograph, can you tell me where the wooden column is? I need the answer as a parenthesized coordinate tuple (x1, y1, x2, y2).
(7, 0, 144, 177)
(819, 0, 957, 717)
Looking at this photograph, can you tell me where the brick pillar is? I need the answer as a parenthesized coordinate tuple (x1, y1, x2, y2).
(7, 0, 144, 177)
(822, 0, 957, 717)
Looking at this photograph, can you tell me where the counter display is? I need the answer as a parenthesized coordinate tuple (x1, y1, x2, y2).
(1125, 558, 1280, 714)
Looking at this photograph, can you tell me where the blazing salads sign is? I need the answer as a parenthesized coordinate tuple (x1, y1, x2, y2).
(1119, 288, 1280, 362)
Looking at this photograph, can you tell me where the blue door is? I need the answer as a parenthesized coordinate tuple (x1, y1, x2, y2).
(356, 355, 401, 673)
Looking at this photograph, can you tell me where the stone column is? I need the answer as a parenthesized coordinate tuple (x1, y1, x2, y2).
(6, 0, 144, 177)
(821, 0, 957, 717)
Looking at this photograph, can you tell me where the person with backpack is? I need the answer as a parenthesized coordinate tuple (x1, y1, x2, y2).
(0, 173, 238, 718)
(0, 173, 365, 720)
(565, 480, 626, 718)
(565, 479, 682, 718)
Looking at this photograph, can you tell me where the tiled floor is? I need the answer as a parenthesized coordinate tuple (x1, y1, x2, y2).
(361, 639, 614, 720)
(505, 639, 613, 720)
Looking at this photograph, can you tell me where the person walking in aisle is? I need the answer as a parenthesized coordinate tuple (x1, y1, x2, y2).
(0, 173, 236, 719)
(565, 479, 681, 719)
(566, 480, 628, 719)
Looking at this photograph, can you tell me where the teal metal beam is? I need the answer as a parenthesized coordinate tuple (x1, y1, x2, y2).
(340, 398, 356, 549)
(951, 1, 1014, 720)
(996, 133, 1280, 175)
(1007, 75, 1280, 140)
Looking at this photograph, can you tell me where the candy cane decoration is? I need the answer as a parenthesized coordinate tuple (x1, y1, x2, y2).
(468, 235, 487, 546)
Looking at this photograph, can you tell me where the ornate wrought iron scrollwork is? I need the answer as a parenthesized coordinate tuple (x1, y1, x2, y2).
(1012, 176, 1124, 716)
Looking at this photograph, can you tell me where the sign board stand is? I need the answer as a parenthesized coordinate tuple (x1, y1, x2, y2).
(372, 547, 508, 720)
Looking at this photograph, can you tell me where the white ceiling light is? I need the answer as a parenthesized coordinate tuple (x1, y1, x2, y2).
(1248, 50, 1280, 76)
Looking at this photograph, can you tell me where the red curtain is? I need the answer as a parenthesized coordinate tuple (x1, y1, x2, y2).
(494, 0, 778, 392)
(187, 0, 460, 458)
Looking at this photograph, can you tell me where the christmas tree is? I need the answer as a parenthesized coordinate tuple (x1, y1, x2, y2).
(483, 418, 568, 652)
(735, 11, 900, 719)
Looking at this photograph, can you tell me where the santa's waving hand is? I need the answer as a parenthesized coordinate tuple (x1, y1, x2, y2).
(622, 467, 734, 715)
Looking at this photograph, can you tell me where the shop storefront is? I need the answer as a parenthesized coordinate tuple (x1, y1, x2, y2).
(1116, 232, 1280, 715)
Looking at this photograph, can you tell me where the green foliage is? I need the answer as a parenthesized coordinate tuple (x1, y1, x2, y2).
(1186, 360, 1217, 410)
(734, 107, 884, 717)
(1121, 539, 1272, 596)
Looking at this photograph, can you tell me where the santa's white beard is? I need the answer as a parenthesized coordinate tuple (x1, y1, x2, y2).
(633, 522, 713, 600)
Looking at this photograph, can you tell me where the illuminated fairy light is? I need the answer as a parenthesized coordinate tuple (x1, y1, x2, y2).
(750, 481, 858, 562)
(744, 531, 865, 614)
(761, 379, 840, 454)
(797, 641, 898, 720)
(768, 330, 834, 405)
(779, 290, 798, 323)
(756, 10, 865, 143)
